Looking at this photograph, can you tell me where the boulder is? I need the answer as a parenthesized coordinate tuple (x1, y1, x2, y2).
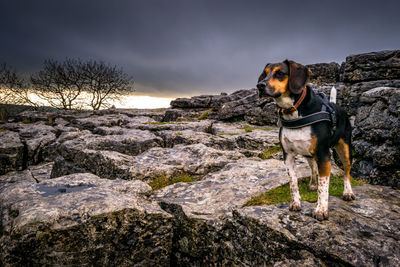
(0, 172, 173, 266)
(340, 79, 400, 116)
(0, 130, 25, 175)
(306, 62, 340, 84)
(342, 50, 400, 83)
(352, 87, 400, 187)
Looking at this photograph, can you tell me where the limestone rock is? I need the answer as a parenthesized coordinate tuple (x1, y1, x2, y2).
(154, 157, 342, 219)
(128, 143, 244, 181)
(0, 130, 24, 175)
(306, 62, 340, 84)
(0, 172, 172, 266)
(342, 50, 400, 83)
(238, 184, 400, 266)
(352, 87, 400, 187)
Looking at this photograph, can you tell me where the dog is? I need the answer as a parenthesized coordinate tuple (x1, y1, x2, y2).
(256, 60, 354, 220)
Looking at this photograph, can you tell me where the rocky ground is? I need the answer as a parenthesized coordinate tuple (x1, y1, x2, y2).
(1, 50, 400, 266)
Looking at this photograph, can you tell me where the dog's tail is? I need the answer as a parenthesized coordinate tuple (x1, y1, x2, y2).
(330, 86, 337, 103)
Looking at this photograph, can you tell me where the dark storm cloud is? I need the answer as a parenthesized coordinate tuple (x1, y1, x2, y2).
(1, 0, 399, 97)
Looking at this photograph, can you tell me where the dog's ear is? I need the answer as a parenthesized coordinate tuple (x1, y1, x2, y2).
(257, 63, 270, 82)
(284, 60, 310, 94)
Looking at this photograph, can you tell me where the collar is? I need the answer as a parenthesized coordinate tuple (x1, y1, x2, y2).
(277, 86, 307, 116)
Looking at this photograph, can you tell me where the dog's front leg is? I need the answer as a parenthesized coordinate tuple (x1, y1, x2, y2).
(286, 154, 301, 211)
(314, 159, 331, 220)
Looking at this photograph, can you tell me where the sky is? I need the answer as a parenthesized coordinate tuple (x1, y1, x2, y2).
(1, 0, 399, 98)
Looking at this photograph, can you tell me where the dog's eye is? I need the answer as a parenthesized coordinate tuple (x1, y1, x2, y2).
(274, 70, 285, 78)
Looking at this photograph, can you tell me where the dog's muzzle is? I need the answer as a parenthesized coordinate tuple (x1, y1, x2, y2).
(257, 81, 267, 96)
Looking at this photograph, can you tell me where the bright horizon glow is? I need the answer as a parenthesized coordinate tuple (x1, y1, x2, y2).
(2, 89, 175, 109)
(117, 95, 174, 109)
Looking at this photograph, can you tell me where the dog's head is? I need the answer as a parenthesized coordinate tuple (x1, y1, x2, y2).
(257, 60, 310, 98)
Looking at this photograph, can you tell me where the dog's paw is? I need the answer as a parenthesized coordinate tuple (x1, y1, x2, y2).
(342, 192, 356, 201)
(289, 201, 301, 211)
(308, 184, 317, 191)
(313, 208, 329, 221)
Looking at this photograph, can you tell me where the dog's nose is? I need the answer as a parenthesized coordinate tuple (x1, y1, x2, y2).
(257, 81, 266, 90)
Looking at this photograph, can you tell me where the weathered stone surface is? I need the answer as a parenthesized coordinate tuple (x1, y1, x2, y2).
(170, 94, 214, 108)
(0, 130, 24, 175)
(18, 122, 57, 165)
(169, 89, 275, 125)
(157, 127, 280, 157)
(73, 113, 133, 130)
(342, 50, 400, 83)
(216, 88, 268, 121)
(28, 162, 54, 182)
(306, 62, 340, 84)
(238, 184, 400, 266)
(352, 87, 400, 187)
(341, 79, 400, 116)
(0, 173, 173, 266)
(59, 129, 162, 157)
(128, 119, 214, 133)
(52, 149, 135, 179)
(244, 102, 278, 125)
(128, 144, 244, 181)
(154, 157, 342, 219)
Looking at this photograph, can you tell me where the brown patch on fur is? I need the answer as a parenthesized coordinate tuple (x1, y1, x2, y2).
(264, 66, 271, 75)
(308, 135, 318, 155)
(318, 160, 331, 177)
(334, 138, 352, 180)
(268, 76, 289, 95)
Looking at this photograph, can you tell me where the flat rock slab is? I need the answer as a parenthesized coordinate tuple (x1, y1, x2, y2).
(155, 157, 340, 219)
(128, 120, 213, 133)
(53, 143, 243, 181)
(128, 143, 244, 181)
(157, 127, 279, 157)
(238, 184, 400, 266)
(0, 172, 173, 266)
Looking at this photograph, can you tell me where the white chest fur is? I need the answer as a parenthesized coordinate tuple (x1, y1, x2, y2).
(280, 126, 314, 156)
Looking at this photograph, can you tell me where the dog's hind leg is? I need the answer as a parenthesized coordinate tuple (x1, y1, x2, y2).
(334, 138, 355, 201)
(306, 157, 318, 191)
(285, 154, 301, 211)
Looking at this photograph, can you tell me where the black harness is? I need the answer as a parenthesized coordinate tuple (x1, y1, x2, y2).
(279, 93, 337, 130)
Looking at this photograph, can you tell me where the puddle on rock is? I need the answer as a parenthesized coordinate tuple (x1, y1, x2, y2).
(36, 184, 94, 197)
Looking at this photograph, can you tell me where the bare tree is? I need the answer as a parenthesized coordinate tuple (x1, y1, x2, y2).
(31, 59, 85, 110)
(80, 60, 134, 110)
(0, 64, 34, 121)
(30, 59, 134, 110)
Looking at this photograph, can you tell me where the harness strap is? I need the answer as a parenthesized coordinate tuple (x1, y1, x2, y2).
(280, 111, 332, 129)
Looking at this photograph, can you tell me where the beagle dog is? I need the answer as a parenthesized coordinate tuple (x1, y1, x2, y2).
(256, 60, 354, 220)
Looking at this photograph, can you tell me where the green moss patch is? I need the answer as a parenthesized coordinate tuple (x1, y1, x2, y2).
(22, 118, 31, 124)
(149, 173, 198, 190)
(198, 108, 213, 120)
(258, 144, 282, 160)
(244, 175, 365, 207)
(216, 133, 240, 136)
(241, 126, 273, 132)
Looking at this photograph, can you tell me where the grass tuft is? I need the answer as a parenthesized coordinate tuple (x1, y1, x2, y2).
(149, 173, 197, 190)
(22, 118, 31, 124)
(216, 133, 240, 136)
(0, 129, 7, 132)
(198, 108, 213, 120)
(242, 126, 274, 133)
(258, 144, 281, 160)
(244, 175, 365, 207)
